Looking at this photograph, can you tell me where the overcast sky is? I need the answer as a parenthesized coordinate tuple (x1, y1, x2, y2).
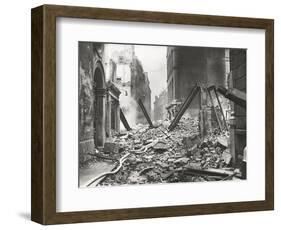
(134, 45, 167, 104)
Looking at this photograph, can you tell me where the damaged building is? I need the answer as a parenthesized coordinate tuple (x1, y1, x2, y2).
(104, 45, 133, 126)
(79, 43, 152, 164)
(228, 49, 247, 166)
(104, 44, 152, 126)
(131, 61, 152, 125)
(79, 43, 247, 188)
(79, 42, 121, 164)
(166, 47, 233, 136)
(153, 89, 168, 122)
(166, 47, 228, 116)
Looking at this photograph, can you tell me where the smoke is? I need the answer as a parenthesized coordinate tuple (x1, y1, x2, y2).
(120, 95, 138, 130)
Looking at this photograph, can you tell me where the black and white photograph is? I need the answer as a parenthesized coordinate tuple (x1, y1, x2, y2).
(78, 42, 247, 188)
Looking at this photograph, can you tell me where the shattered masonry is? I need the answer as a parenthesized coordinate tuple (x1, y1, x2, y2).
(82, 116, 235, 187)
(78, 44, 247, 187)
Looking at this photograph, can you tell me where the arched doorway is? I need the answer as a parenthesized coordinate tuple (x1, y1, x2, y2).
(93, 62, 106, 147)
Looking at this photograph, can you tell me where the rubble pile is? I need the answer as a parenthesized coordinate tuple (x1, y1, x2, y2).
(91, 116, 236, 187)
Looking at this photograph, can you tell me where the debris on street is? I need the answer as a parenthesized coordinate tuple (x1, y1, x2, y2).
(78, 43, 247, 188)
(82, 115, 241, 187)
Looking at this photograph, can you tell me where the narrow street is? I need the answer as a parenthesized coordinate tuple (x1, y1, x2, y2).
(78, 43, 247, 188)
(80, 115, 238, 187)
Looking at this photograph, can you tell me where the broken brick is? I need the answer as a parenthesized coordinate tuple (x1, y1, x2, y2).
(222, 150, 232, 165)
(156, 161, 169, 168)
(153, 141, 169, 151)
(217, 136, 228, 148)
(182, 134, 201, 149)
(96, 115, 234, 187)
(174, 157, 189, 165)
(104, 142, 120, 154)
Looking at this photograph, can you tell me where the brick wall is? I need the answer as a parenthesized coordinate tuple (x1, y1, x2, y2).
(230, 49, 247, 155)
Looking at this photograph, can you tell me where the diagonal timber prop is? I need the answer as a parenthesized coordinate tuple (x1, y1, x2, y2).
(120, 108, 132, 131)
(137, 98, 154, 128)
(168, 85, 200, 131)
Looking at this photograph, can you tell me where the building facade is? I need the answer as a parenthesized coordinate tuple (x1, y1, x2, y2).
(131, 58, 152, 124)
(153, 89, 168, 122)
(78, 42, 121, 164)
(104, 45, 151, 126)
(166, 46, 227, 116)
(229, 49, 247, 165)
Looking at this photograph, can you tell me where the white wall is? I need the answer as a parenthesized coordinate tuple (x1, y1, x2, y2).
(0, 0, 279, 228)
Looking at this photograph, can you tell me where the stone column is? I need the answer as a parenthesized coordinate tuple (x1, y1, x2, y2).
(95, 88, 106, 147)
(116, 101, 120, 133)
(105, 92, 111, 138)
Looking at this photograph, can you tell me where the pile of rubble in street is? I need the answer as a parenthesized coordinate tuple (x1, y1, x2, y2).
(85, 115, 240, 187)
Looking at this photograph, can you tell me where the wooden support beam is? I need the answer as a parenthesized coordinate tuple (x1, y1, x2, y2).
(207, 89, 223, 132)
(213, 87, 228, 130)
(217, 86, 246, 108)
(168, 85, 200, 132)
(137, 98, 154, 128)
(120, 108, 132, 131)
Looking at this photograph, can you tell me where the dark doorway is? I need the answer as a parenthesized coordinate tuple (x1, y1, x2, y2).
(93, 63, 106, 147)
